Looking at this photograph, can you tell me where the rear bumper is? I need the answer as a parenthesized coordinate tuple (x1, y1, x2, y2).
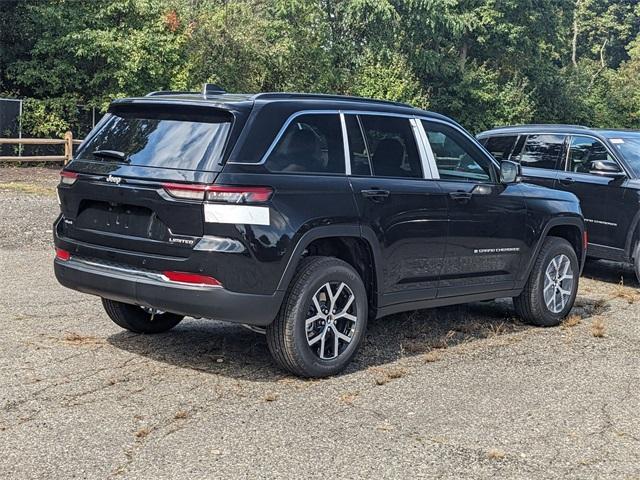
(54, 256, 283, 326)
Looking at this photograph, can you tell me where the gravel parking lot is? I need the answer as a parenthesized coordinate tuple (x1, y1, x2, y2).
(1, 167, 639, 479)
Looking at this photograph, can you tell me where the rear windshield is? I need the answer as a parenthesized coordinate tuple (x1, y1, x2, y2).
(75, 104, 232, 172)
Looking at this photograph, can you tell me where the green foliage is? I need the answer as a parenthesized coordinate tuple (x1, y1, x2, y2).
(2, 0, 640, 135)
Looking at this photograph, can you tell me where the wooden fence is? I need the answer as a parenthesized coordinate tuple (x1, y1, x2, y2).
(0, 131, 83, 164)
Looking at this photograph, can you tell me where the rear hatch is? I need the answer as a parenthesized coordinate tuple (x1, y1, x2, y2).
(58, 102, 236, 257)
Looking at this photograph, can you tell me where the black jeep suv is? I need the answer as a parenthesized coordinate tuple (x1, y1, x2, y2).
(478, 125, 640, 282)
(54, 86, 585, 377)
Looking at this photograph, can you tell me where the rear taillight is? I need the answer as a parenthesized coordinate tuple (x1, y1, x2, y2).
(60, 171, 78, 185)
(162, 271, 221, 287)
(55, 248, 71, 261)
(162, 183, 272, 204)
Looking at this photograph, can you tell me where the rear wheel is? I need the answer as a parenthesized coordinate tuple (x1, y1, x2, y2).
(266, 257, 368, 378)
(633, 242, 640, 285)
(102, 298, 183, 334)
(514, 237, 579, 327)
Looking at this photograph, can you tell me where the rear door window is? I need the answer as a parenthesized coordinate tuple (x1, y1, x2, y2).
(359, 115, 423, 178)
(483, 135, 518, 161)
(75, 105, 232, 172)
(516, 134, 565, 170)
(265, 114, 345, 174)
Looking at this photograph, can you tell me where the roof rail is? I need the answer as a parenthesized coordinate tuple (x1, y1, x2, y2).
(202, 83, 226, 97)
(251, 92, 411, 108)
(490, 123, 589, 130)
(146, 90, 200, 97)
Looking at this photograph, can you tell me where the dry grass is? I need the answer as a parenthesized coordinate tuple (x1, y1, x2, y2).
(431, 330, 457, 350)
(562, 314, 582, 329)
(611, 281, 640, 304)
(591, 317, 606, 338)
(423, 350, 442, 363)
(486, 322, 509, 337)
(0, 181, 55, 196)
(134, 427, 151, 439)
(403, 340, 429, 354)
(339, 392, 359, 406)
(371, 366, 408, 385)
(174, 410, 189, 420)
(264, 392, 279, 402)
(487, 448, 506, 460)
(62, 332, 103, 346)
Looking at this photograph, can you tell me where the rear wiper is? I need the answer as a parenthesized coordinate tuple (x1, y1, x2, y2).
(92, 149, 130, 163)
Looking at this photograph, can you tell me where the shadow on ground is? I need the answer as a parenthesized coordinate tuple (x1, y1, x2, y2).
(582, 258, 638, 287)
(107, 294, 603, 382)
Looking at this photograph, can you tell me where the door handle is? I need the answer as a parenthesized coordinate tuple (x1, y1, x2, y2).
(449, 191, 473, 203)
(559, 177, 575, 185)
(361, 189, 390, 202)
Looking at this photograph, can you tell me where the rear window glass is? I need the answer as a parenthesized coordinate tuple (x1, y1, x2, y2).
(483, 135, 518, 161)
(75, 105, 232, 171)
(265, 114, 345, 174)
(516, 134, 565, 170)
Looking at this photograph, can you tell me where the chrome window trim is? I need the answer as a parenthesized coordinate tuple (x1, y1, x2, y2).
(228, 109, 433, 166)
(339, 113, 351, 175)
(412, 118, 438, 179)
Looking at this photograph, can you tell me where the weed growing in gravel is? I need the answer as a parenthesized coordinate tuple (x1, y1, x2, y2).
(340, 392, 359, 405)
(612, 280, 640, 304)
(62, 332, 103, 346)
(423, 351, 442, 363)
(134, 427, 151, 439)
(562, 314, 582, 328)
(591, 317, 606, 338)
(487, 448, 506, 460)
(370, 366, 408, 385)
(264, 392, 279, 402)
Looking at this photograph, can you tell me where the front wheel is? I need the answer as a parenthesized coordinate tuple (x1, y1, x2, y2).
(266, 257, 368, 378)
(514, 237, 579, 327)
(102, 298, 184, 334)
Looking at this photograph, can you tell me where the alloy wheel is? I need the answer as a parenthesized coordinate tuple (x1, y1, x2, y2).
(305, 282, 358, 360)
(543, 254, 574, 314)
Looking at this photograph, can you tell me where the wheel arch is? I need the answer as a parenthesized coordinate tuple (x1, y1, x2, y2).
(521, 217, 586, 284)
(276, 225, 382, 314)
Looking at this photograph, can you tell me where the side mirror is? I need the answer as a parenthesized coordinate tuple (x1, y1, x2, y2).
(500, 160, 521, 184)
(588, 160, 625, 178)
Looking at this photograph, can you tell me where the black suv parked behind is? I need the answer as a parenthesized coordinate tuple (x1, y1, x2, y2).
(478, 125, 640, 281)
(54, 86, 586, 377)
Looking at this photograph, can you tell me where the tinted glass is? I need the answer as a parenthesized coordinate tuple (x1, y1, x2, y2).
(359, 116, 422, 178)
(517, 134, 564, 169)
(266, 114, 345, 174)
(345, 115, 372, 176)
(609, 137, 640, 176)
(484, 135, 518, 161)
(422, 121, 494, 182)
(76, 106, 232, 171)
(568, 136, 615, 173)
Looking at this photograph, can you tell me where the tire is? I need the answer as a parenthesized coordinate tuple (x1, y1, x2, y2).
(514, 237, 579, 327)
(633, 242, 640, 285)
(266, 256, 368, 378)
(102, 298, 183, 334)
